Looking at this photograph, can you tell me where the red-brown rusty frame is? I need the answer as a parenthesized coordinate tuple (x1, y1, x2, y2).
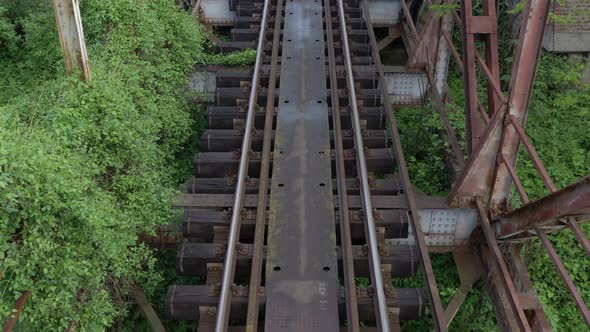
(400, 0, 467, 176)
(449, 0, 552, 209)
(476, 199, 532, 331)
(492, 156, 590, 326)
(459, 0, 502, 153)
(445, 0, 590, 328)
(502, 162, 590, 325)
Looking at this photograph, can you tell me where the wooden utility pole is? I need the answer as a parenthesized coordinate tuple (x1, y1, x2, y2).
(52, 0, 91, 82)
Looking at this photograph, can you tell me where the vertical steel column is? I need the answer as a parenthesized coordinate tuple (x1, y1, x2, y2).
(459, 0, 502, 152)
(52, 0, 91, 82)
(449, 0, 552, 208)
(483, 0, 502, 115)
(459, 0, 482, 152)
(490, 0, 552, 208)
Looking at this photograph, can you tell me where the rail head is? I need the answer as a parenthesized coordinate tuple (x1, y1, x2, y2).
(215, 0, 272, 330)
(335, 0, 391, 330)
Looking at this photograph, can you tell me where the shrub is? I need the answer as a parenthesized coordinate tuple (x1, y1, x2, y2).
(0, 1, 205, 330)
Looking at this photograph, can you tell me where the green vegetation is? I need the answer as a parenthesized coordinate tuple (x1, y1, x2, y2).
(397, 53, 590, 331)
(0, 0, 257, 329)
(204, 48, 257, 66)
(518, 54, 590, 331)
(1, 0, 588, 331)
(397, 29, 590, 332)
(0, 1, 207, 330)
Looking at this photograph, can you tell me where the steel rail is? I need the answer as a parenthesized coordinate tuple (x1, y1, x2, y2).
(361, 2, 447, 330)
(335, 1, 390, 330)
(245, 0, 283, 329)
(325, 0, 360, 329)
(215, 0, 271, 330)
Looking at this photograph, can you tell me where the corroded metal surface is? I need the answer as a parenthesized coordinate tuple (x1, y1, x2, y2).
(161, 0, 590, 331)
(448, 0, 552, 209)
(496, 176, 590, 238)
(264, 0, 339, 330)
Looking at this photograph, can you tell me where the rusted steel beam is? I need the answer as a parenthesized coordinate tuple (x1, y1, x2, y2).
(496, 177, 590, 239)
(536, 230, 590, 326)
(192, 0, 202, 16)
(174, 193, 450, 209)
(507, 116, 557, 192)
(442, 30, 462, 68)
(177, 242, 419, 278)
(489, 0, 552, 208)
(449, 0, 552, 209)
(407, 1, 454, 76)
(481, 0, 502, 116)
(394, 0, 466, 178)
(476, 200, 532, 331)
(458, 0, 503, 146)
(52, 0, 91, 82)
(448, 107, 505, 205)
(167, 285, 425, 321)
(481, 247, 525, 331)
(429, 89, 466, 171)
(2, 291, 30, 332)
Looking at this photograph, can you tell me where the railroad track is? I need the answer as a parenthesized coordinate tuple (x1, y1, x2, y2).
(4, 1, 583, 331)
(168, 0, 445, 330)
